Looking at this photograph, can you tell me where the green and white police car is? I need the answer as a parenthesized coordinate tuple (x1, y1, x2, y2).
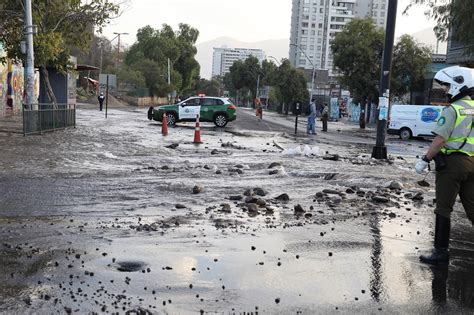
(147, 96, 237, 127)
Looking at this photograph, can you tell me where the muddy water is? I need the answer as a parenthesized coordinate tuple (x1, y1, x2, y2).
(1, 107, 474, 314)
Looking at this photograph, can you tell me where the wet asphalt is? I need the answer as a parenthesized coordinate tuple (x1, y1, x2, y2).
(1, 106, 474, 314)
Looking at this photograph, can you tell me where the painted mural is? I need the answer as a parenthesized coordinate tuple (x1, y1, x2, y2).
(0, 43, 39, 117)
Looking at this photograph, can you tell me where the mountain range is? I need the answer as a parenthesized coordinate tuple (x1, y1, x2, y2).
(196, 27, 447, 80)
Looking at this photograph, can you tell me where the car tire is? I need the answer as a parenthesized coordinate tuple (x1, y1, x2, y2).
(400, 128, 412, 140)
(147, 106, 154, 120)
(214, 113, 228, 127)
(166, 112, 177, 126)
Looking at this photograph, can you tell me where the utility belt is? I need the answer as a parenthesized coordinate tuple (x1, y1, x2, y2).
(434, 151, 472, 171)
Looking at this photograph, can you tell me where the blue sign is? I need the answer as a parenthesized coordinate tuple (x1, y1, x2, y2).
(421, 107, 440, 122)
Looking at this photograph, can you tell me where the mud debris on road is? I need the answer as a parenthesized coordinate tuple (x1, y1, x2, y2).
(1, 107, 474, 314)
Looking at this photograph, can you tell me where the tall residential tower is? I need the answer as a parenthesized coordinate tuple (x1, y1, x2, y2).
(289, 0, 388, 77)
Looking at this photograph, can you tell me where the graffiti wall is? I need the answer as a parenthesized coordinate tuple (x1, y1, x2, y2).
(0, 43, 39, 117)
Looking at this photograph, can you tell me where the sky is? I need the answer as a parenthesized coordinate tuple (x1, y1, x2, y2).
(102, 0, 439, 46)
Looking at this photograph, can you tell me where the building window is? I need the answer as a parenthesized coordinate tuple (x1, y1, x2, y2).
(302, 29, 308, 35)
(303, 14, 310, 20)
(311, 23, 316, 28)
(301, 45, 307, 49)
(318, 23, 323, 28)
(303, 7, 310, 13)
(303, 0, 310, 3)
(302, 22, 309, 27)
(301, 37, 308, 43)
(310, 45, 315, 50)
(299, 59, 307, 65)
(311, 30, 316, 35)
(318, 30, 322, 35)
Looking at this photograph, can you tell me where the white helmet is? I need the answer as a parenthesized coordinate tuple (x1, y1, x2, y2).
(434, 65, 474, 101)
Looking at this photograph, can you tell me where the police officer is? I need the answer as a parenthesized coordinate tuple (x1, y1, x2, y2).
(98, 92, 105, 111)
(415, 65, 474, 265)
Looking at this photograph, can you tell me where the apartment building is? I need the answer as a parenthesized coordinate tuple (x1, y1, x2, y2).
(289, 0, 388, 76)
(212, 47, 265, 78)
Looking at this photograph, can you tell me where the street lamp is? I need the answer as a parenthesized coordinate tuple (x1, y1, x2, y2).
(113, 32, 129, 69)
(372, 0, 398, 159)
(290, 43, 316, 105)
(267, 55, 281, 66)
(99, 32, 127, 74)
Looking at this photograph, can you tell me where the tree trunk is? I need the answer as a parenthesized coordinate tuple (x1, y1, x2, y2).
(40, 66, 58, 107)
(359, 100, 366, 129)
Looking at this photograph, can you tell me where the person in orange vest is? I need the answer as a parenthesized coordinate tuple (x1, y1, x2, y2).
(255, 98, 263, 121)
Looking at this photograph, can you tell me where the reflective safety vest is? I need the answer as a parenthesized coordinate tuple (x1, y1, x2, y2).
(441, 99, 474, 156)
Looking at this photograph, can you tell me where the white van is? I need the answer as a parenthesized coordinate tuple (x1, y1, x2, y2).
(387, 105, 446, 140)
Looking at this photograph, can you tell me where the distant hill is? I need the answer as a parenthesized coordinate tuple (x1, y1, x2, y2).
(196, 37, 289, 79)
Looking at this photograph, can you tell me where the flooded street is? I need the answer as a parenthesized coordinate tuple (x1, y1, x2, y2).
(1, 106, 474, 314)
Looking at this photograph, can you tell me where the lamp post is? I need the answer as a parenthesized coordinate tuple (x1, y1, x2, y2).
(290, 43, 316, 105)
(99, 32, 126, 74)
(371, 0, 398, 159)
(267, 55, 281, 66)
(112, 32, 129, 69)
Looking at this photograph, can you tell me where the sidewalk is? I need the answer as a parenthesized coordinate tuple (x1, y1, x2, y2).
(0, 114, 23, 134)
(241, 107, 377, 138)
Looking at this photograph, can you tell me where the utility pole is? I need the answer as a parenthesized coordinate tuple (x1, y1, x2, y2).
(24, 0, 35, 109)
(256, 74, 260, 100)
(371, 0, 398, 160)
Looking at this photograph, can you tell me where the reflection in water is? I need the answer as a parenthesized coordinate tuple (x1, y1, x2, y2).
(448, 265, 474, 308)
(369, 213, 384, 301)
(430, 265, 448, 305)
(430, 255, 474, 309)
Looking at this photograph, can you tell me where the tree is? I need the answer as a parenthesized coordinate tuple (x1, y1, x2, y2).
(124, 23, 200, 97)
(331, 18, 385, 128)
(391, 35, 432, 102)
(274, 59, 309, 114)
(0, 0, 120, 104)
(72, 35, 115, 79)
(225, 57, 260, 106)
(190, 77, 222, 97)
(405, 0, 474, 57)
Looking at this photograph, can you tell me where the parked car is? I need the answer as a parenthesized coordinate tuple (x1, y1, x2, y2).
(387, 104, 445, 140)
(147, 96, 237, 127)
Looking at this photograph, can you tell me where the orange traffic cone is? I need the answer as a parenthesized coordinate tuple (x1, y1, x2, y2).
(162, 112, 168, 136)
(193, 114, 202, 144)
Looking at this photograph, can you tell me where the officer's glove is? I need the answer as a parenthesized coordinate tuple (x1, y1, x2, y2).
(415, 155, 431, 174)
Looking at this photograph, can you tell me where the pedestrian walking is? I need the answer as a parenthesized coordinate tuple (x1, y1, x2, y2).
(255, 98, 263, 121)
(415, 66, 474, 265)
(307, 98, 317, 135)
(321, 102, 329, 132)
(98, 92, 105, 111)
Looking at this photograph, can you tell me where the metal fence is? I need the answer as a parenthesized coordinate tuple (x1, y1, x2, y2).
(23, 103, 76, 136)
